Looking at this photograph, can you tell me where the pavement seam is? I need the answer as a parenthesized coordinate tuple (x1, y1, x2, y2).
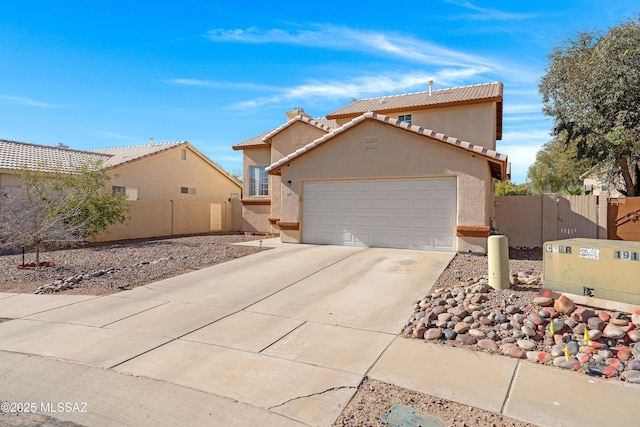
(363, 333, 401, 378)
(108, 338, 176, 369)
(10, 295, 103, 319)
(499, 359, 520, 414)
(99, 300, 171, 327)
(257, 321, 308, 354)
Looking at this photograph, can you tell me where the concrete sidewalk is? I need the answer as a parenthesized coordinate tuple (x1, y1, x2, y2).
(0, 243, 638, 426)
(370, 338, 640, 426)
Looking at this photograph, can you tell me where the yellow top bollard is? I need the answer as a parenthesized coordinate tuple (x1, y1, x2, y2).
(488, 235, 509, 290)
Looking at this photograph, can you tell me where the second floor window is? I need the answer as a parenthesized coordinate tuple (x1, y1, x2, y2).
(112, 185, 139, 200)
(248, 165, 268, 196)
(398, 114, 412, 124)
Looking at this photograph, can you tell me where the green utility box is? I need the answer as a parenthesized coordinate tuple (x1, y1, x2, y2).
(543, 238, 640, 305)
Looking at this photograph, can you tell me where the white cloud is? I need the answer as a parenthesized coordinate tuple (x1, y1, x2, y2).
(206, 24, 495, 69)
(503, 143, 542, 182)
(83, 128, 138, 141)
(502, 129, 551, 145)
(503, 114, 549, 123)
(164, 79, 276, 91)
(500, 129, 552, 182)
(504, 103, 544, 114)
(0, 94, 57, 108)
(444, 0, 537, 21)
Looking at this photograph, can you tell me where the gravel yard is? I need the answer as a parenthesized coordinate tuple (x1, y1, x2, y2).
(0, 233, 264, 295)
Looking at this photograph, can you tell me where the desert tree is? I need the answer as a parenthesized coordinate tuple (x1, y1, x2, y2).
(527, 132, 594, 194)
(0, 160, 129, 266)
(495, 180, 529, 196)
(539, 15, 640, 196)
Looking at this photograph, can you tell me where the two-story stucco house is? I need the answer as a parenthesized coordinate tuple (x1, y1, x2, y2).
(233, 82, 509, 253)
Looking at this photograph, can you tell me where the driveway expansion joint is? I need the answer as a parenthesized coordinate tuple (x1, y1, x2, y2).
(500, 359, 520, 414)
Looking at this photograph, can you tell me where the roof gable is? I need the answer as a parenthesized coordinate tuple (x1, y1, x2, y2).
(266, 112, 508, 180)
(233, 116, 336, 150)
(95, 141, 241, 187)
(261, 115, 334, 143)
(0, 139, 111, 173)
(91, 141, 187, 167)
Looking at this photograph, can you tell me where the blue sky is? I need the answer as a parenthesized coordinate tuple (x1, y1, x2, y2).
(1, 1, 638, 183)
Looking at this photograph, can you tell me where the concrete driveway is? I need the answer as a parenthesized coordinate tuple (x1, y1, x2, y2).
(0, 243, 453, 426)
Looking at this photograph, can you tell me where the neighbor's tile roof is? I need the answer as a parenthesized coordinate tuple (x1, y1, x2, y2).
(326, 82, 503, 119)
(266, 112, 509, 180)
(1, 139, 191, 172)
(91, 141, 187, 167)
(233, 117, 337, 150)
(0, 139, 111, 173)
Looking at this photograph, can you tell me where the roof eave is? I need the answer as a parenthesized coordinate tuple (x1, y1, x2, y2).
(232, 143, 270, 151)
(326, 96, 503, 120)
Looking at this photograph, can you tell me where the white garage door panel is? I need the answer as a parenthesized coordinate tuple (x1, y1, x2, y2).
(303, 178, 457, 251)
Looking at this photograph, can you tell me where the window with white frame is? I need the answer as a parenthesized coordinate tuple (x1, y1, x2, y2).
(248, 165, 268, 196)
(112, 186, 139, 200)
(180, 187, 196, 195)
(398, 114, 412, 124)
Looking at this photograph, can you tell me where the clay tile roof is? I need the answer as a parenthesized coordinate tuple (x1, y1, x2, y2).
(233, 116, 337, 150)
(266, 112, 508, 180)
(261, 115, 336, 142)
(91, 141, 187, 167)
(0, 139, 111, 173)
(232, 131, 272, 150)
(326, 82, 503, 119)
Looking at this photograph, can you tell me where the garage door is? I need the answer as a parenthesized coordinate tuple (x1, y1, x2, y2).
(302, 178, 456, 250)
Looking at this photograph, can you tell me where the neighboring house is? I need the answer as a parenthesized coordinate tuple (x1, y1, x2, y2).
(581, 167, 624, 198)
(91, 141, 241, 204)
(233, 82, 509, 253)
(0, 139, 242, 240)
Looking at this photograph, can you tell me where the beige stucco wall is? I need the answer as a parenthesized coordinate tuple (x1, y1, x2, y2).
(268, 121, 329, 228)
(276, 119, 493, 252)
(334, 102, 498, 150)
(269, 121, 329, 163)
(0, 172, 21, 188)
(241, 204, 271, 234)
(241, 147, 273, 233)
(109, 146, 241, 203)
(92, 200, 238, 242)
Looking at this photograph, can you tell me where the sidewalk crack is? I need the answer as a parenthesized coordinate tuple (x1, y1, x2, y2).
(268, 385, 357, 410)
